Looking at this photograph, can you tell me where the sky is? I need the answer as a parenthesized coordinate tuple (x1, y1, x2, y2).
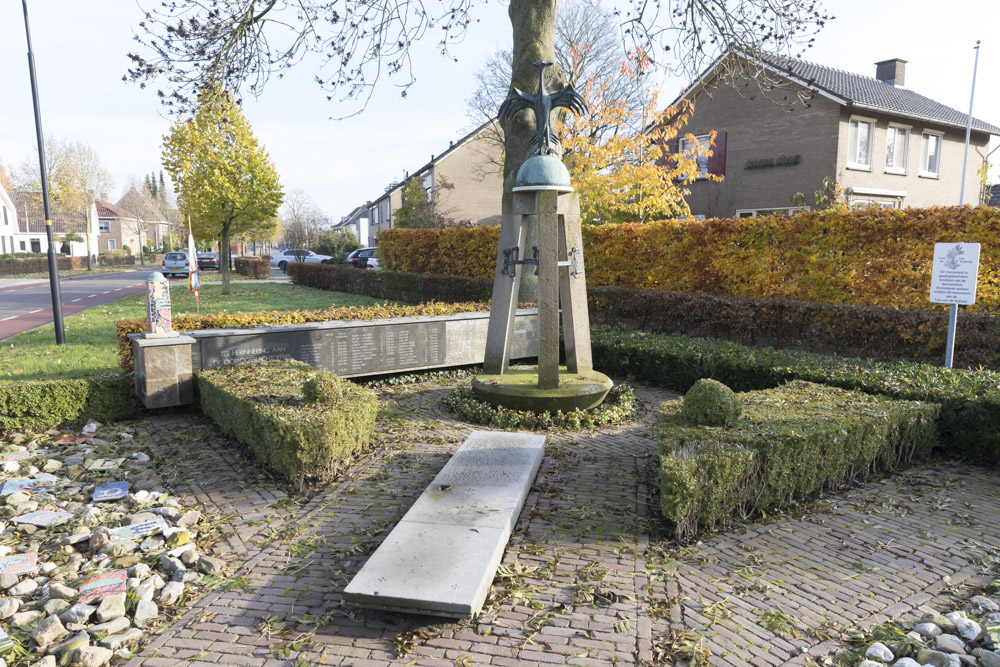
(0, 0, 997, 221)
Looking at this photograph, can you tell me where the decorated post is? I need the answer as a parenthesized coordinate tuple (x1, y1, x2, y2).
(473, 62, 612, 412)
(144, 272, 176, 337)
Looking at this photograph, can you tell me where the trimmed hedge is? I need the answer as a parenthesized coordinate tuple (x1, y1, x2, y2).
(378, 207, 1000, 310)
(658, 380, 939, 539)
(98, 255, 136, 267)
(591, 325, 1000, 461)
(197, 360, 378, 486)
(0, 256, 87, 276)
(288, 263, 493, 303)
(234, 257, 269, 279)
(378, 227, 500, 279)
(115, 301, 489, 375)
(0, 375, 136, 433)
(588, 286, 1000, 369)
(288, 266, 1000, 369)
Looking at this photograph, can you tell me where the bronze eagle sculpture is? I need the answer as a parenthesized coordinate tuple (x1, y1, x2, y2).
(499, 60, 588, 156)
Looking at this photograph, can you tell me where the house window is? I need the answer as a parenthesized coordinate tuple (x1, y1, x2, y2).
(885, 125, 909, 173)
(108, 239, 116, 250)
(847, 118, 875, 170)
(99, 219, 110, 232)
(679, 134, 712, 176)
(19, 240, 26, 251)
(2, 206, 7, 226)
(735, 206, 811, 218)
(921, 132, 943, 177)
(851, 199, 900, 209)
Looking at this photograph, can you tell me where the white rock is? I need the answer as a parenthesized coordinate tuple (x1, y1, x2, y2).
(159, 581, 183, 605)
(86, 616, 130, 636)
(29, 656, 55, 667)
(11, 609, 43, 625)
(76, 646, 113, 667)
(0, 546, 12, 558)
(39, 562, 56, 574)
(42, 459, 61, 473)
(9, 579, 38, 596)
(866, 642, 894, 662)
(49, 583, 77, 599)
(82, 422, 101, 434)
(2, 462, 19, 473)
(30, 614, 68, 646)
(59, 604, 97, 628)
(891, 659, 922, 667)
(132, 599, 158, 627)
(97, 628, 142, 651)
(935, 633, 968, 654)
(953, 617, 981, 642)
(0, 598, 19, 618)
(95, 593, 126, 622)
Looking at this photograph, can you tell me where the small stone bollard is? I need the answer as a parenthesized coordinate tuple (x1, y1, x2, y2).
(144, 272, 177, 338)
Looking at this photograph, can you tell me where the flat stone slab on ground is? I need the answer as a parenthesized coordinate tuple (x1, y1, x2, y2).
(343, 430, 545, 618)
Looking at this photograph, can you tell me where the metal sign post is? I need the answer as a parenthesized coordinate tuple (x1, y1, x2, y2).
(929, 242, 981, 368)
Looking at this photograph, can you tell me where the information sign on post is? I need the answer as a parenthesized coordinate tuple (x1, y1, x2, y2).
(929, 242, 981, 368)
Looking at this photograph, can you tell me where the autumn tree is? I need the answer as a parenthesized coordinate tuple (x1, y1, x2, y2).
(162, 87, 283, 294)
(394, 177, 436, 229)
(281, 189, 327, 248)
(10, 139, 112, 269)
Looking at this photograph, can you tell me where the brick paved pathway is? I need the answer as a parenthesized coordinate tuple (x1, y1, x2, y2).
(124, 379, 1000, 666)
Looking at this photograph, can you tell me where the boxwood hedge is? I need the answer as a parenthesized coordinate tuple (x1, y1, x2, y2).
(592, 325, 1000, 462)
(197, 360, 378, 486)
(0, 374, 135, 433)
(659, 381, 939, 539)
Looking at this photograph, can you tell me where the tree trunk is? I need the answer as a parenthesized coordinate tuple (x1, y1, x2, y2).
(220, 225, 232, 295)
(504, 0, 562, 302)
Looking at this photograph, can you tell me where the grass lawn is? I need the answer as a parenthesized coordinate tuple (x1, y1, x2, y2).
(2, 283, 398, 381)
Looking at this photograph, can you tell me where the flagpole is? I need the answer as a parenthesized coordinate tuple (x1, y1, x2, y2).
(188, 216, 200, 315)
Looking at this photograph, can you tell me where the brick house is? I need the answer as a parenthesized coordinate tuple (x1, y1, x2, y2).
(672, 53, 1000, 218)
(343, 120, 504, 241)
(95, 199, 146, 253)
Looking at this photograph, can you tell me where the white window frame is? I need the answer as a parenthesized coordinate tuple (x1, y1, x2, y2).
(99, 219, 110, 233)
(847, 116, 876, 171)
(920, 131, 943, 178)
(734, 206, 811, 218)
(679, 133, 712, 177)
(884, 123, 910, 174)
(108, 239, 116, 250)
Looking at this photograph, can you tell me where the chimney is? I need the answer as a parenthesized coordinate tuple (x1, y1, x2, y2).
(875, 58, 907, 87)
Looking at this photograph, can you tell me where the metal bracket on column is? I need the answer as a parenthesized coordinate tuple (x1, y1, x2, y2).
(557, 247, 582, 278)
(501, 245, 539, 279)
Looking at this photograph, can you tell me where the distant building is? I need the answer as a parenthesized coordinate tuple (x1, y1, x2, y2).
(6, 190, 98, 256)
(671, 52, 1000, 218)
(95, 199, 146, 253)
(341, 120, 504, 242)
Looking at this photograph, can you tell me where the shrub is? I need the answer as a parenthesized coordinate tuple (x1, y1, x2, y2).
(303, 373, 344, 404)
(658, 381, 939, 538)
(0, 375, 135, 433)
(378, 226, 500, 279)
(115, 301, 489, 375)
(682, 379, 741, 426)
(234, 257, 269, 279)
(591, 325, 1000, 462)
(197, 360, 377, 486)
(0, 256, 87, 276)
(288, 263, 493, 304)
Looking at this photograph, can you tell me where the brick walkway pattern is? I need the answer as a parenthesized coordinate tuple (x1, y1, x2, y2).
(125, 379, 1000, 666)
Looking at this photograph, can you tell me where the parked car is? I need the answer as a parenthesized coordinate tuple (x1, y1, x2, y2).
(197, 252, 220, 271)
(346, 247, 377, 269)
(366, 256, 381, 270)
(269, 248, 333, 272)
(161, 251, 192, 277)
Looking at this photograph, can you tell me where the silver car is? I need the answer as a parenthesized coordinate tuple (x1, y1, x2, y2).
(269, 248, 333, 272)
(161, 251, 192, 277)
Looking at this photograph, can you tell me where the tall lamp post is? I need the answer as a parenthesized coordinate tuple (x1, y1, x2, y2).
(21, 0, 65, 344)
(959, 41, 981, 206)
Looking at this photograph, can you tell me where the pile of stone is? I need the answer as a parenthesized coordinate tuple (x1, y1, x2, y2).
(0, 422, 226, 666)
(860, 593, 1000, 667)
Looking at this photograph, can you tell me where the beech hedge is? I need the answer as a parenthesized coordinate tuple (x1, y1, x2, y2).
(234, 257, 269, 279)
(287, 263, 492, 303)
(197, 360, 377, 486)
(658, 381, 939, 539)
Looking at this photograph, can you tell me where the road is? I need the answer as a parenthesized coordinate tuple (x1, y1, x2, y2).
(0, 270, 152, 341)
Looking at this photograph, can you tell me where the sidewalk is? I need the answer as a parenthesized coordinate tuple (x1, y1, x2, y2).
(115, 378, 1000, 666)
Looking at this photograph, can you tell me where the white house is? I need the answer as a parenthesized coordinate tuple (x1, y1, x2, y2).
(6, 189, 99, 257)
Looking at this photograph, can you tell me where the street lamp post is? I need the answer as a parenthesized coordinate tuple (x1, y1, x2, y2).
(959, 41, 981, 206)
(21, 0, 65, 344)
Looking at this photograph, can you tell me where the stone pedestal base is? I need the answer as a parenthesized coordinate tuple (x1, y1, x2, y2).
(471, 366, 613, 413)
